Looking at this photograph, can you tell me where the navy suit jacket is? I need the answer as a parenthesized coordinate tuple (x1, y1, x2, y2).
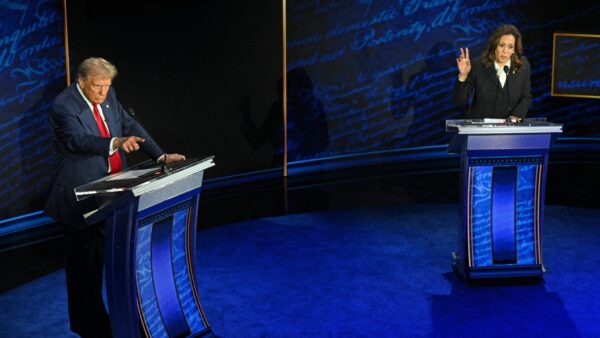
(44, 83, 164, 227)
(453, 56, 531, 119)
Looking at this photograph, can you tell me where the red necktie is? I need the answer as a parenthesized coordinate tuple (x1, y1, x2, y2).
(93, 104, 122, 173)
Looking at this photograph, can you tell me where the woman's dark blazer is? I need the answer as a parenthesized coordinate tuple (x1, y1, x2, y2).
(453, 56, 531, 119)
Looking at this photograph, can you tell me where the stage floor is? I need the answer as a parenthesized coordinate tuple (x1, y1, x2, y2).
(1, 203, 599, 337)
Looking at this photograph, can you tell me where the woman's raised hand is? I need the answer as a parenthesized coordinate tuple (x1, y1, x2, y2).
(456, 47, 471, 81)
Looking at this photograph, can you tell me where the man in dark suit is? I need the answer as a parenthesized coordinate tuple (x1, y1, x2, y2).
(454, 24, 532, 120)
(44, 57, 185, 337)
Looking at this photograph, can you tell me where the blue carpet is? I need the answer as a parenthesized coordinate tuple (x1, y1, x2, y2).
(0, 270, 77, 337)
(1, 204, 599, 337)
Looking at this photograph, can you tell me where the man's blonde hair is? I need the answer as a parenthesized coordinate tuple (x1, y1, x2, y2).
(77, 57, 118, 80)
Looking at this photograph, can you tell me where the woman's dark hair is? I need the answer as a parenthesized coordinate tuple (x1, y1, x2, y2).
(481, 24, 524, 71)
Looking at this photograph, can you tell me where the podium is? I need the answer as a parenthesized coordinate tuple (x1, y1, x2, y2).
(75, 157, 215, 338)
(446, 119, 562, 279)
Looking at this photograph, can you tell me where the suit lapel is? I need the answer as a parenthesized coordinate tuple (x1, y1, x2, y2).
(102, 102, 118, 136)
(506, 65, 516, 89)
(483, 64, 502, 90)
(68, 85, 102, 136)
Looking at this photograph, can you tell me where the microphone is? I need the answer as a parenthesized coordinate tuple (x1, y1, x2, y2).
(126, 105, 171, 173)
(503, 65, 511, 116)
(126, 106, 138, 121)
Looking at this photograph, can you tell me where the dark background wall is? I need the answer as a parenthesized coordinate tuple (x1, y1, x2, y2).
(1, 0, 599, 223)
(66, 0, 284, 179)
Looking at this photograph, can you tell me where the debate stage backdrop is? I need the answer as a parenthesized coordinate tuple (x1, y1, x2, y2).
(1, 0, 599, 224)
(0, 0, 66, 221)
(284, 0, 600, 162)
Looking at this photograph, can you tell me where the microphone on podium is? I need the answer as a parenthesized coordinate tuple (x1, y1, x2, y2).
(126, 106, 172, 173)
(126, 106, 138, 120)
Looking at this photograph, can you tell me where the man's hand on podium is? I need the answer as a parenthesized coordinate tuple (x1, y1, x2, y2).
(113, 137, 186, 164)
(161, 153, 186, 163)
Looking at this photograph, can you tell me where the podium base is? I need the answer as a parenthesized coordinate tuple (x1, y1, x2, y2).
(452, 252, 544, 281)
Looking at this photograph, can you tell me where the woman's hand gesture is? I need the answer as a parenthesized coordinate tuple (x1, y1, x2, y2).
(456, 47, 471, 81)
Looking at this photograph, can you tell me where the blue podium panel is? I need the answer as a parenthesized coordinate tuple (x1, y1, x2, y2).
(447, 119, 561, 280)
(76, 158, 215, 337)
(491, 166, 517, 264)
(468, 160, 539, 270)
(135, 196, 209, 338)
(136, 221, 167, 338)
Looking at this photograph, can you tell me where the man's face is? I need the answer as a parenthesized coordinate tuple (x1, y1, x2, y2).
(78, 75, 112, 105)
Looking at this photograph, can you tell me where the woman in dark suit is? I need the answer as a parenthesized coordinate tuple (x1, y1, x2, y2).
(454, 24, 531, 121)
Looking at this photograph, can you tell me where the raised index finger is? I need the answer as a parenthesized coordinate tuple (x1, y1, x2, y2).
(465, 47, 470, 60)
(133, 136, 145, 142)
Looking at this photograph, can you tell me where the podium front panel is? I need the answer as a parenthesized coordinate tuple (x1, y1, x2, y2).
(468, 161, 540, 268)
(135, 192, 210, 337)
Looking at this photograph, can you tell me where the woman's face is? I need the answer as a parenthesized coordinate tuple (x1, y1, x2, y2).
(495, 34, 516, 64)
